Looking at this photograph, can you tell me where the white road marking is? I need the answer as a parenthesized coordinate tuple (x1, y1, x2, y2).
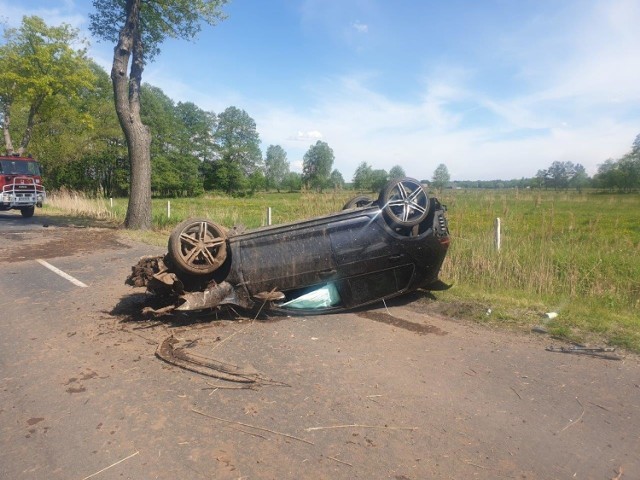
(36, 259, 88, 288)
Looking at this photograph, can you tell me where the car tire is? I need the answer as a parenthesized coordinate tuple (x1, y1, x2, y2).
(379, 177, 429, 228)
(20, 206, 35, 218)
(342, 195, 373, 210)
(167, 218, 228, 276)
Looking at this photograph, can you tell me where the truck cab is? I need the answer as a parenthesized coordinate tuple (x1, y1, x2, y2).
(0, 154, 46, 218)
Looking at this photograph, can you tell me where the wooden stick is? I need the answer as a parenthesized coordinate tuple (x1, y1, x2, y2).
(509, 386, 522, 399)
(191, 408, 314, 445)
(306, 424, 417, 432)
(612, 466, 624, 480)
(328, 455, 353, 467)
(559, 397, 585, 433)
(81, 451, 139, 480)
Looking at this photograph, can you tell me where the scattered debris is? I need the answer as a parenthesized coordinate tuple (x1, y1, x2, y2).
(612, 466, 624, 480)
(80, 451, 139, 480)
(546, 345, 623, 360)
(509, 386, 522, 399)
(156, 335, 288, 385)
(545, 312, 558, 319)
(531, 325, 548, 334)
(305, 424, 417, 432)
(191, 408, 314, 445)
(558, 397, 585, 433)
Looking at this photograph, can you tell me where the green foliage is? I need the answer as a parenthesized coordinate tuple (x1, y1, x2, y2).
(207, 106, 262, 194)
(370, 169, 388, 191)
(352, 161, 373, 190)
(389, 165, 406, 179)
(302, 140, 334, 192)
(536, 161, 589, 191)
(593, 143, 640, 192)
(139, 84, 216, 197)
(329, 169, 345, 189)
(0, 16, 96, 154)
(175, 101, 216, 160)
(90, 0, 228, 63)
(282, 171, 303, 192)
(264, 144, 289, 191)
(431, 163, 450, 190)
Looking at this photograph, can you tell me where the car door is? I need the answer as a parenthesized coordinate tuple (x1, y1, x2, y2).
(328, 213, 415, 307)
(236, 221, 336, 294)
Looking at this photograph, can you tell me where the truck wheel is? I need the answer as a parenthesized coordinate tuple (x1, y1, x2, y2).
(20, 206, 35, 218)
(378, 177, 429, 228)
(167, 218, 227, 276)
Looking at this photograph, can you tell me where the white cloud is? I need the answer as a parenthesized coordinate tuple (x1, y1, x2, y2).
(288, 130, 324, 142)
(0, 1, 85, 30)
(351, 21, 368, 33)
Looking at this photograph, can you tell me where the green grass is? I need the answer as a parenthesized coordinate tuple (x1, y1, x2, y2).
(433, 189, 640, 350)
(44, 188, 640, 351)
(97, 191, 357, 232)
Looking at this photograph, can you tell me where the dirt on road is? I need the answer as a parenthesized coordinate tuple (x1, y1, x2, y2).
(1, 222, 638, 480)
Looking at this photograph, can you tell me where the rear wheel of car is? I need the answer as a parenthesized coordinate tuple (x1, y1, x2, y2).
(379, 177, 429, 228)
(20, 206, 35, 218)
(167, 218, 227, 276)
(342, 195, 373, 210)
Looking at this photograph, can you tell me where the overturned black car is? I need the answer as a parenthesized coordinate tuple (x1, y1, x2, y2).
(127, 177, 450, 315)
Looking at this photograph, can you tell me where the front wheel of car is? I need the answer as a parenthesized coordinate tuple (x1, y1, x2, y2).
(167, 218, 228, 276)
(342, 195, 373, 210)
(379, 177, 429, 228)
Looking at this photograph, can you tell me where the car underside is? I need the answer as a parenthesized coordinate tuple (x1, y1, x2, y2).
(126, 177, 450, 315)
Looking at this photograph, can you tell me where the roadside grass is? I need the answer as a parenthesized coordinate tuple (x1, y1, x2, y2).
(433, 189, 640, 351)
(43, 188, 640, 351)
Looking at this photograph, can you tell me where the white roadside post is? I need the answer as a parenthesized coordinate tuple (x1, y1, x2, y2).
(167, 200, 171, 219)
(495, 217, 501, 251)
(267, 207, 272, 226)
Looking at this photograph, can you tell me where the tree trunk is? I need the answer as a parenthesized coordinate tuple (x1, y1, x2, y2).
(2, 101, 14, 154)
(18, 94, 45, 156)
(111, 0, 152, 229)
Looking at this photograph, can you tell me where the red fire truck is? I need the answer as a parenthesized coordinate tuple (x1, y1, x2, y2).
(0, 154, 46, 218)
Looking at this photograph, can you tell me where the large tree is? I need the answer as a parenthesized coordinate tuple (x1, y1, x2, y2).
(140, 84, 204, 196)
(175, 101, 216, 161)
(264, 144, 289, 192)
(302, 140, 334, 192)
(389, 165, 406, 179)
(0, 16, 95, 155)
(89, 0, 228, 229)
(35, 61, 127, 196)
(431, 163, 450, 191)
(206, 106, 262, 194)
(352, 161, 373, 190)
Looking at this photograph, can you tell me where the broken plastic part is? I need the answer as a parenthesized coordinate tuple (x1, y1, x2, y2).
(280, 283, 341, 309)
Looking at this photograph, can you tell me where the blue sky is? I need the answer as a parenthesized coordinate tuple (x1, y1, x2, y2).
(1, 0, 639, 181)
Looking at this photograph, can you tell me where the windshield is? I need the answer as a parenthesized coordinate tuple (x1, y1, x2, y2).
(0, 159, 41, 175)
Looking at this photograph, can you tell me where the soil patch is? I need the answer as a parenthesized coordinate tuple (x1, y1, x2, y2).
(357, 310, 447, 335)
(0, 227, 130, 263)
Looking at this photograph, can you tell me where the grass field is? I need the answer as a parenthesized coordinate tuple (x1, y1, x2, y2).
(45, 188, 640, 351)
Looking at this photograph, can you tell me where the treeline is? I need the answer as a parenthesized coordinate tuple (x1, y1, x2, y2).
(591, 137, 640, 192)
(1, 16, 348, 198)
(451, 139, 640, 192)
(2, 17, 638, 198)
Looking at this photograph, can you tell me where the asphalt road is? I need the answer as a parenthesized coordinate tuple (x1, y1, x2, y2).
(1, 216, 639, 480)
